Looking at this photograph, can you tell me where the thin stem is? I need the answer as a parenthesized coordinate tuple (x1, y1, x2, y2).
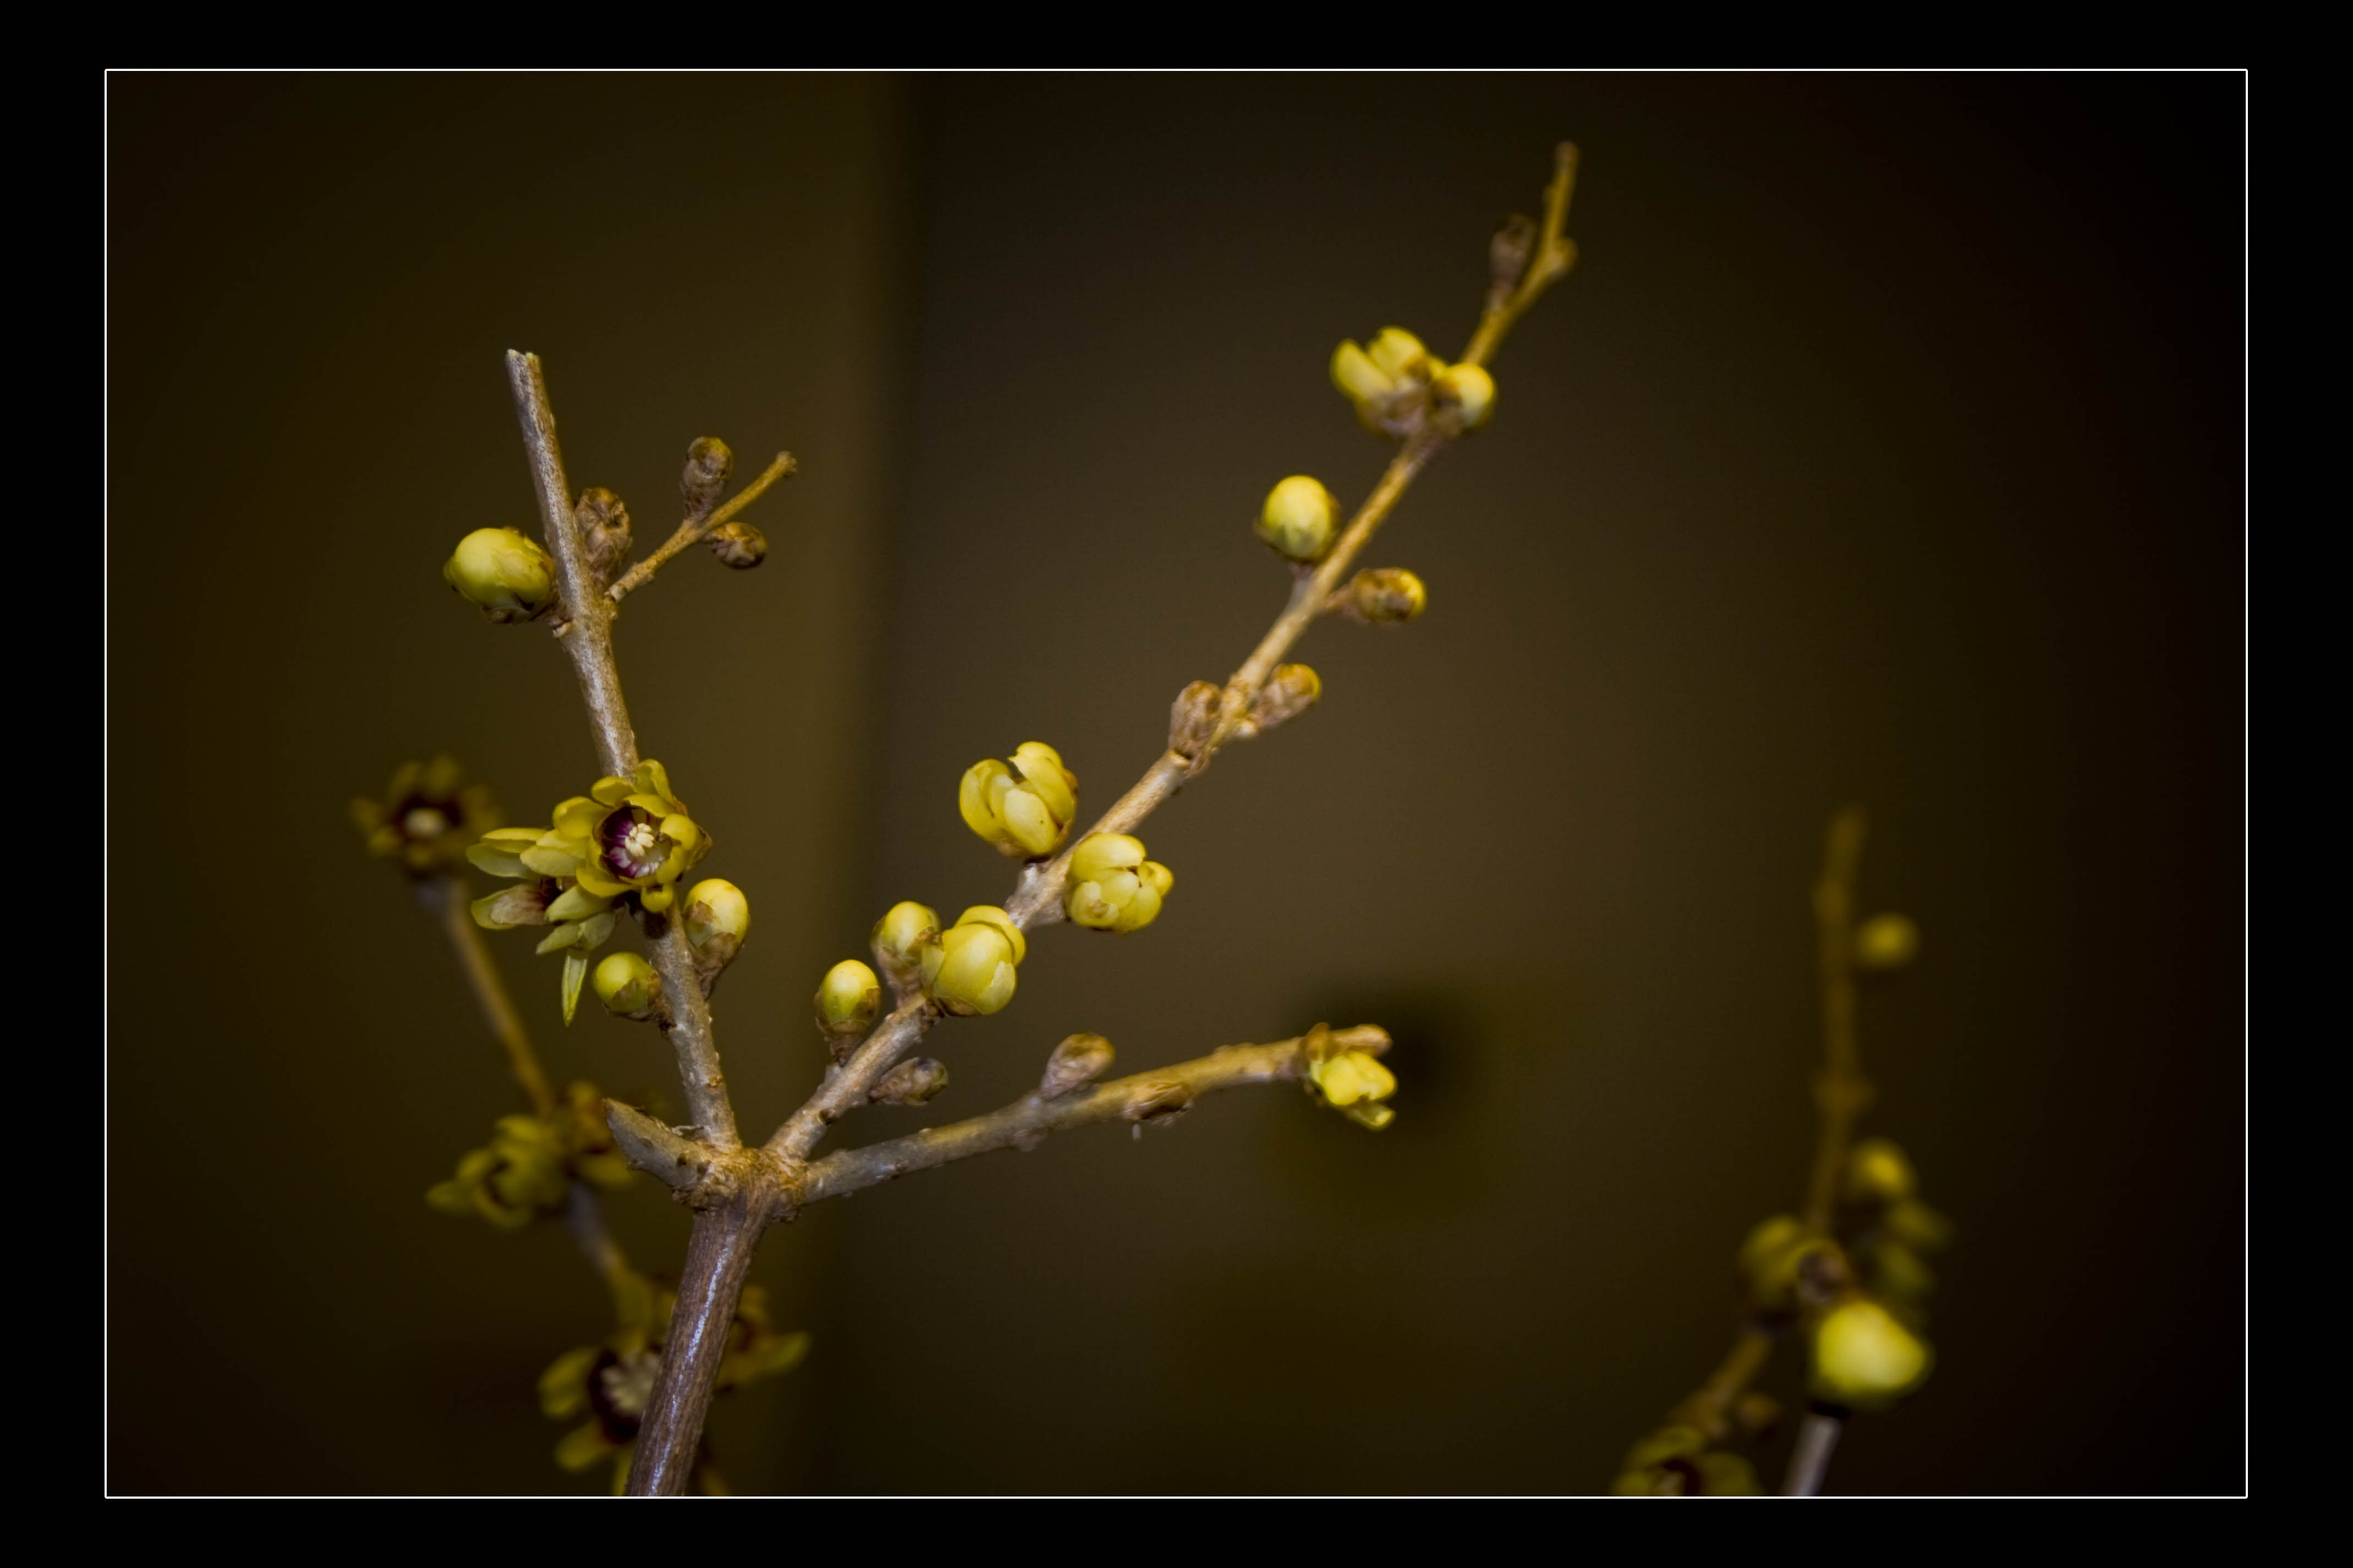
(1460, 143, 1580, 370)
(624, 1189, 780, 1497)
(1668, 1325, 1775, 1444)
(504, 350, 740, 1151)
(564, 1181, 635, 1305)
(418, 873, 553, 1117)
(799, 1027, 1387, 1203)
(1802, 807, 1871, 1232)
(1782, 1411, 1844, 1497)
(607, 452, 797, 604)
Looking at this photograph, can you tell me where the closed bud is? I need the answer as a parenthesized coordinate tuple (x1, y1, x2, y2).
(1246, 663, 1321, 734)
(1123, 1078, 1195, 1129)
(575, 487, 632, 584)
(1335, 568, 1427, 626)
(1868, 1240, 1938, 1305)
(1430, 362, 1495, 431)
(815, 959, 882, 1041)
(1039, 1033, 1116, 1099)
(1331, 327, 1435, 436)
(870, 900, 942, 994)
(871, 1057, 948, 1107)
(708, 520, 767, 569)
(1169, 680, 1222, 760)
(959, 741, 1078, 858)
(684, 879, 752, 962)
(443, 527, 558, 623)
(1843, 1137, 1917, 1206)
(1738, 1215, 1840, 1314)
(1810, 1298, 1932, 1407)
(1065, 833, 1173, 934)
(1853, 914, 1920, 971)
(1366, 327, 1431, 382)
(1883, 1197, 1955, 1252)
(593, 951, 662, 1021)
(681, 436, 734, 518)
(1256, 475, 1340, 562)
(925, 910, 1021, 1016)
(1490, 213, 1538, 296)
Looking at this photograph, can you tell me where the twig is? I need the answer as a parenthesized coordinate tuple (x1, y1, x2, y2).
(1666, 1325, 1775, 1445)
(1802, 807, 1871, 1232)
(418, 873, 553, 1118)
(1782, 1411, 1843, 1497)
(606, 452, 797, 604)
(1460, 142, 1580, 370)
(504, 350, 741, 1151)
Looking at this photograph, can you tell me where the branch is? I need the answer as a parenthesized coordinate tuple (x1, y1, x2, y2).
(606, 452, 797, 604)
(1782, 1411, 1844, 1497)
(1802, 806, 1871, 1232)
(1461, 142, 1580, 371)
(418, 873, 553, 1117)
(798, 1026, 1390, 1204)
(1665, 1325, 1775, 1445)
(504, 350, 741, 1151)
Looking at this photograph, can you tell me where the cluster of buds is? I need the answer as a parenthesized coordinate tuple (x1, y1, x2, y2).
(1610, 1426, 1762, 1497)
(1065, 834, 1173, 934)
(426, 1082, 634, 1230)
(443, 526, 559, 624)
(959, 741, 1078, 859)
(467, 761, 714, 1022)
(350, 754, 500, 877)
(1301, 1023, 1398, 1130)
(1256, 475, 1340, 563)
(925, 906, 1027, 1016)
(1330, 327, 1495, 438)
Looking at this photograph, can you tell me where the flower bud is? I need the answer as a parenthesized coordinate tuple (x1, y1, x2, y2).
(681, 436, 734, 519)
(1868, 1240, 1937, 1305)
(1169, 680, 1222, 760)
(1843, 1137, 1917, 1206)
(708, 520, 766, 569)
(1738, 1215, 1841, 1314)
(593, 951, 662, 1021)
(443, 527, 558, 623)
(1809, 1298, 1932, 1407)
(575, 487, 632, 584)
(1331, 328, 1435, 436)
(1065, 834, 1173, 934)
(1490, 213, 1539, 297)
(870, 900, 942, 993)
(1306, 1048, 1397, 1130)
(1853, 913, 1921, 971)
(958, 741, 1078, 858)
(1123, 1079, 1194, 1128)
(1335, 568, 1427, 626)
(1883, 1198, 1954, 1252)
(871, 1057, 948, 1106)
(1257, 475, 1340, 562)
(1039, 1032, 1115, 1099)
(1245, 663, 1320, 734)
(924, 910, 1022, 1016)
(815, 958, 883, 1042)
(684, 879, 752, 969)
(1430, 363, 1495, 431)
(1367, 327, 1430, 381)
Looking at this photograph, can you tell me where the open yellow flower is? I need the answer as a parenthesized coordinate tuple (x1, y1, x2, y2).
(1301, 1024, 1398, 1130)
(349, 754, 500, 877)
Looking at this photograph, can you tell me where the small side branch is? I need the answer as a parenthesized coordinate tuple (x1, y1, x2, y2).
(1802, 806, 1871, 1231)
(418, 873, 554, 1117)
(1782, 1411, 1844, 1497)
(606, 452, 797, 603)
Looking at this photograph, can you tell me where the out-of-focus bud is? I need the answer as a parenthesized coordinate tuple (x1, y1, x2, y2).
(1810, 1298, 1933, 1407)
(681, 437, 734, 518)
(1868, 1240, 1938, 1305)
(1169, 680, 1222, 760)
(1334, 568, 1427, 626)
(1490, 213, 1538, 297)
(958, 741, 1078, 858)
(924, 907, 1024, 1016)
(1367, 327, 1430, 382)
(1732, 1391, 1781, 1438)
(1612, 1427, 1758, 1495)
(707, 520, 766, 569)
(1844, 1138, 1918, 1206)
(815, 959, 882, 1044)
(1331, 327, 1436, 436)
(1854, 914, 1921, 971)
(593, 951, 662, 1021)
(576, 487, 632, 584)
(1430, 363, 1495, 432)
(1065, 834, 1173, 934)
(1738, 1215, 1842, 1314)
(1245, 663, 1321, 735)
(1256, 475, 1340, 562)
(444, 527, 558, 623)
(1883, 1197, 1955, 1252)
(871, 1057, 948, 1106)
(1038, 1032, 1115, 1099)
(870, 900, 942, 994)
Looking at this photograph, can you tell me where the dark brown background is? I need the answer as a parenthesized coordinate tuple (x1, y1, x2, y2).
(108, 73, 2243, 1495)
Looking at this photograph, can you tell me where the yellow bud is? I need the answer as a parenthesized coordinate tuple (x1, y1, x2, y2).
(1336, 567, 1427, 625)
(958, 742, 1078, 858)
(1811, 1299, 1932, 1407)
(1257, 476, 1339, 562)
(1246, 663, 1321, 734)
(1366, 327, 1429, 379)
(1844, 1138, 1918, 1206)
(1854, 914, 1921, 971)
(443, 527, 557, 623)
(952, 905, 1027, 965)
(1330, 340, 1395, 405)
(815, 959, 882, 1039)
(1065, 834, 1172, 933)
(928, 920, 1018, 1016)
(1431, 362, 1495, 430)
(1738, 1215, 1840, 1313)
(684, 879, 751, 953)
(592, 951, 662, 1020)
(870, 900, 942, 992)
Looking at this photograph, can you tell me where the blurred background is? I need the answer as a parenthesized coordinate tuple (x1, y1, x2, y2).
(108, 74, 2242, 1495)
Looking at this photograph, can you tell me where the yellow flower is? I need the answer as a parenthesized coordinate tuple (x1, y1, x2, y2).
(1810, 1298, 1933, 1407)
(1301, 1024, 1397, 1130)
(1065, 833, 1174, 933)
(923, 906, 1025, 1016)
(467, 760, 712, 1022)
(349, 754, 500, 877)
(959, 742, 1078, 858)
(426, 1082, 632, 1230)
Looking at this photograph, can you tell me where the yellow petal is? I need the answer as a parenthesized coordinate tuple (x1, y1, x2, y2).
(635, 760, 674, 802)
(555, 1422, 614, 1472)
(959, 762, 1005, 841)
(956, 906, 1026, 965)
(466, 843, 530, 879)
(573, 862, 628, 898)
(554, 796, 604, 838)
(522, 845, 584, 879)
(562, 951, 589, 1024)
(538, 1347, 599, 1419)
(1002, 789, 1058, 855)
(591, 776, 633, 806)
(641, 884, 674, 914)
(546, 885, 612, 922)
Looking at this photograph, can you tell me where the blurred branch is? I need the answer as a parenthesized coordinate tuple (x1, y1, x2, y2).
(418, 873, 553, 1118)
(1803, 807, 1872, 1233)
(607, 452, 797, 604)
(1783, 1411, 1843, 1497)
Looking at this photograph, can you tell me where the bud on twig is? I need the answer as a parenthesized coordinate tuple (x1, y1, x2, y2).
(1490, 213, 1539, 300)
(1038, 1033, 1116, 1099)
(443, 527, 558, 623)
(575, 487, 632, 585)
(870, 1057, 948, 1107)
(1331, 568, 1427, 626)
(959, 742, 1078, 858)
(1244, 663, 1321, 735)
(1169, 681, 1222, 760)
(1809, 1298, 1932, 1407)
(593, 951, 663, 1022)
(924, 907, 1025, 1015)
(683, 878, 750, 993)
(1123, 1078, 1194, 1130)
(681, 436, 734, 519)
(1256, 475, 1339, 562)
(1065, 834, 1173, 933)
(871, 900, 941, 998)
(1853, 914, 1920, 971)
(1430, 363, 1495, 433)
(708, 520, 767, 569)
(815, 959, 884, 1054)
